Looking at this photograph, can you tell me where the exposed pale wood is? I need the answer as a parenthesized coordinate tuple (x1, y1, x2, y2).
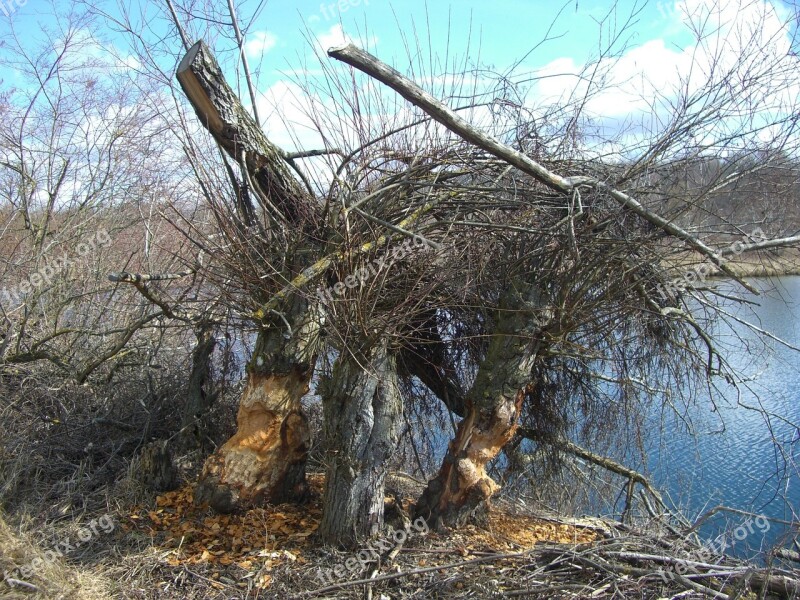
(108, 270, 194, 283)
(415, 283, 543, 527)
(194, 369, 311, 511)
(5, 579, 39, 592)
(776, 548, 800, 563)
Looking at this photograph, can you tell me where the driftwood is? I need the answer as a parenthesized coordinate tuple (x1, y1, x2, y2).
(299, 530, 800, 599)
(776, 548, 800, 564)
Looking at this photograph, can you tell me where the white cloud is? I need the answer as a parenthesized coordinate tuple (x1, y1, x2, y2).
(49, 28, 143, 73)
(316, 24, 351, 49)
(532, 39, 693, 119)
(254, 80, 339, 188)
(256, 81, 322, 150)
(313, 24, 377, 52)
(245, 31, 278, 59)
(121, 54, 141, 70)
(529, 0, 798, 154)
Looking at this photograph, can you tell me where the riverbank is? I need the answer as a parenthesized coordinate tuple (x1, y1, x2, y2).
(3, 475, 799, 599)
(665, 247, 800, 280)
(722, 247, 800, 277)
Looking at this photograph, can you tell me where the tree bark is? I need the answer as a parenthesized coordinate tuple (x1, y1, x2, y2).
(176, 41, 325, 512)
(317, 340, 403, 548)
(177, 40, 317, 227)
(138, 440, 178, 492)
(415, 283, 544, 528)
(195, 298, 320, 512)
(180, 326, 217, 452)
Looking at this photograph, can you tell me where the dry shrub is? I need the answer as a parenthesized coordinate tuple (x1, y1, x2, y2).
(0, 340, 241, 517)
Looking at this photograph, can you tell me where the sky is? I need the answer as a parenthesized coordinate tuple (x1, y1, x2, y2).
(0, 1, 694, 69)
(0, 0, 797, 158)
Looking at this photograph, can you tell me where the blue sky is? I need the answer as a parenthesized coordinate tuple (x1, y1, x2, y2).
(233, 0, 797, 154)
(1, 0, 797, 158)
(202, 0, 700, 90)
(240, 0, 692, 72)
(0, 1, 721, 90)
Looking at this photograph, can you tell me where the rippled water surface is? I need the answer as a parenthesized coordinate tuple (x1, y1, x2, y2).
(645, 276, 800, 556)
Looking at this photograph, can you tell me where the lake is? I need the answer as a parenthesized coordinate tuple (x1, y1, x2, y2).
(644, 276, 800, 558)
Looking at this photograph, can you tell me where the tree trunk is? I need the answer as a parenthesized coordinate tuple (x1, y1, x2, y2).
(176, 40, 318, 227)
(195, 299, 320, 512)
(177, 41, 325, 512)
(317, 340, 403, 548)
(415, 283, 545, 528)
(138, 440, 178, 492)
(180, 325, 217, 452)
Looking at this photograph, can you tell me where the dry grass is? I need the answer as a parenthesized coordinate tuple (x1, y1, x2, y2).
(1, 470, 797, 599)
(0, 512, 114, 599)
(724, 247, 800, 277)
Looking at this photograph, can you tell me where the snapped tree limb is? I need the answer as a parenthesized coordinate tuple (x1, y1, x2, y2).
(327, 43, 758, 294)
(176, 40, 318, 227)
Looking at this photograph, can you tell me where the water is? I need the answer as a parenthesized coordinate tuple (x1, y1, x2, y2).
(645, 276, 800, 558)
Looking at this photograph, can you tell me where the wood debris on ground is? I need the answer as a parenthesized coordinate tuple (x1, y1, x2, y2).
(121, 473, 602, 594)
(119, 474, 799, 599)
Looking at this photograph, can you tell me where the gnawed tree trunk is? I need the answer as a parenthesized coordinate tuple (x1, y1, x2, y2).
(415, 282, 545, 528)
(195, 298, 320, 512)
(317, 340, 403, 548)
(177, 41, 324, 512)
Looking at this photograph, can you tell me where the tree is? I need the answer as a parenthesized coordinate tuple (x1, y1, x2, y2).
(89, 0, 800, 547)
(0, 13, 193, 383)
(175, 41, 322, 511)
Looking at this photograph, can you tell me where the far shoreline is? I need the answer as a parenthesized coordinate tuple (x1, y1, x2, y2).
(666, 247, 800, 280)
